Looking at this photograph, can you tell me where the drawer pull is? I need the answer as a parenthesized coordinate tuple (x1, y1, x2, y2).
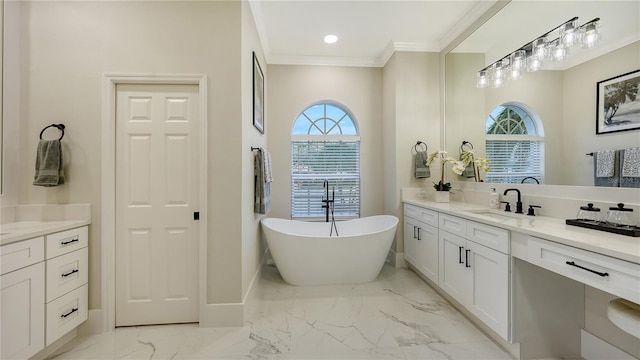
(459, 246, 464, 264)
(61, 307, 78, 318)
(61, 269, 79, 277)
(565, 261, 609, 277)
(60, 236, 79, 246)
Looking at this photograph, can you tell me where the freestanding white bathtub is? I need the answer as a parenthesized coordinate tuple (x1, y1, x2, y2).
(261, 215, 398, 286)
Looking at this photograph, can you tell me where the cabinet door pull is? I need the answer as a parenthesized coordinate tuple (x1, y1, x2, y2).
(60, 236, 79, 246)
(417, 228, 421, 240)
(61, 308, 78, 318)
(61, 269, 79, 277)
(465, 249, 471, 268)
(413, 226, 417, 239)
(565, 261, 609, 277)
(458, 246, 464, 264)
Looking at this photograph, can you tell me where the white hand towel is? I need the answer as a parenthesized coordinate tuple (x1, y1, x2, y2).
(622, 147, 640, 177)
(596, 150, 616, 178)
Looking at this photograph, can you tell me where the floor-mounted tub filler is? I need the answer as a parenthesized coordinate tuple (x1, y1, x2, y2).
(261, 215, 398, 286)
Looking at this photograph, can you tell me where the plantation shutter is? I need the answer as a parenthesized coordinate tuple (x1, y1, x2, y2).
(291, 140, 360, 219)
(485, 139, 544, 184)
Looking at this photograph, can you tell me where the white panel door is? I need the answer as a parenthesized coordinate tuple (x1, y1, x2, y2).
(115, 84, 199, 326)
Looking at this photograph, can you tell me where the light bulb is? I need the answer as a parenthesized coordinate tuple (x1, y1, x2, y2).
(526, 55, 543, 72)
(560, 19, 579, 47)
(477, 70, 489, 88)
(581, 21, 601, 48)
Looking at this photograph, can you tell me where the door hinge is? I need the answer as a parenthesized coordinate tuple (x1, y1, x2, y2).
(194, 212, 200, 221)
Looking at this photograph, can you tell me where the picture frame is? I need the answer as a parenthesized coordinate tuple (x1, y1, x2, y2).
(253, 52, 264, 134)
(596, 69, 640, 135)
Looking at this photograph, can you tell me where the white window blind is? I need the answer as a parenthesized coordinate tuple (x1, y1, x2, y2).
(485, 139, 544, 184)
(291, 140, 360, 219)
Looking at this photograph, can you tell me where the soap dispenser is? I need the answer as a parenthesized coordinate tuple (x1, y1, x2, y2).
(489, 188, 500, 209)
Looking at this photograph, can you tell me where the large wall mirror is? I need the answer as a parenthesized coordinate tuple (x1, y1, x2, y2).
(445, 0, 640, 186)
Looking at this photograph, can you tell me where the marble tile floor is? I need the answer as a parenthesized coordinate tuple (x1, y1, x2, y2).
(47, 264, 513, 360)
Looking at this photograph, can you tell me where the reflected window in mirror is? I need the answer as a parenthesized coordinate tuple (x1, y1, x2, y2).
(485, 103, 545, 184)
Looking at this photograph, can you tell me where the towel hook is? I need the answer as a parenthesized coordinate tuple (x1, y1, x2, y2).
(40, 123, 65, 141)
(414, 141, 427, 153)
(460, 140, 474, 153)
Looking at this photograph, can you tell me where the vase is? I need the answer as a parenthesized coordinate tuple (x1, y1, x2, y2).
(434, 191, 450, 203)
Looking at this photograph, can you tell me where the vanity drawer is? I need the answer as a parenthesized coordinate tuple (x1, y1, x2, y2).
(527, 237, 640, 303)
(46, 226, 88, 259)
(404, 204, 438, 227)
(1, 237, 45, 275)
(46, 283, 88, 346)
(467, 221, 509, 254)
(439, 214, 467, 238)
(46, 247, 88, 302)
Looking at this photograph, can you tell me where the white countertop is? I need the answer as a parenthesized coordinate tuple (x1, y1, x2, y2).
(404, 198, 640, 264)
(0, 220, 90, 246)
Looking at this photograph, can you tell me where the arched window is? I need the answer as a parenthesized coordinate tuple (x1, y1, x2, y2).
(485, 103, 545, 184)
(291, 102, 360, 219)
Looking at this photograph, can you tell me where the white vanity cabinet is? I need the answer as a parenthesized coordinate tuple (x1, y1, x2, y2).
(0, 224, 89, 359)
(404, 204, 439, 283)
(0, 238, 46, 360)
(44, 226, 89, 346)
(438, 213, 511, 341)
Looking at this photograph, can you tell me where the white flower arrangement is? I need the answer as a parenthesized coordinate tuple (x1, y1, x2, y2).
(427, 150, 465, 191)
(460, 149, 490, 182)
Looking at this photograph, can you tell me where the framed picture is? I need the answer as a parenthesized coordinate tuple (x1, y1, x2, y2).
(253, 52, 264, 134)
(596, 69, 640, 135)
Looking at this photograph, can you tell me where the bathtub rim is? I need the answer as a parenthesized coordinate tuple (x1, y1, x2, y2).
(260, 215, 398, 239)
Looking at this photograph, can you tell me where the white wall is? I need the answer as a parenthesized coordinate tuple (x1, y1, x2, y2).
(383, 52, 441, 255)
(266, 64, 384, 220)
(240, 1, 267, 299)
(562, 41, 640, 186)
(1, 0, 21, 207)
(13, 1, 249, 311)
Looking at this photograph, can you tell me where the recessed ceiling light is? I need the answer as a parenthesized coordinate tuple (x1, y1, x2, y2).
(324, 34, 338, 44)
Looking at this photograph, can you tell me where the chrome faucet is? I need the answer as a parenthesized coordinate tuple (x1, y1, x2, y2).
(321, 180, 334, 222)
(503, 188, 523, 214)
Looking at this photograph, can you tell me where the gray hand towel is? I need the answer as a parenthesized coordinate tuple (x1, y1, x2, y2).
(621, 147, 640, 177)
(254, 149, 271, 214)
(596, 150, 616, 177)
(593, 151, 619, 187)
(33, 139, 65, 186)
(415, 151, 430, 179)
(620, 149, 640, 188)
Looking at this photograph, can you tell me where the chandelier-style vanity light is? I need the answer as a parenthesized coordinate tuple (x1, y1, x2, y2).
(477, 17, 601, 88)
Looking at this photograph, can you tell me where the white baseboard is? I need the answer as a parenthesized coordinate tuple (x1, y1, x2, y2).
(200, 303, 244, 327)
(78, 309, 103, 335)
(581, 330, 636, 360)
(387, 249, 407, 268)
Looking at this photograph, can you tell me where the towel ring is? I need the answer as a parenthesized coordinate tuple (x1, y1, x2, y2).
(40, 124, 65, 141)
(460, 140, 473, 153)
(414, 141, 427, 153)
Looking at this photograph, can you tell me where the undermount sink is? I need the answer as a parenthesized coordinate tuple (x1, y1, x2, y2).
(466, 209, 522, 220)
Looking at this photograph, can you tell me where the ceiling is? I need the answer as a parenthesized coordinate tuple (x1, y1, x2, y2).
(249, 0, 495, 67)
